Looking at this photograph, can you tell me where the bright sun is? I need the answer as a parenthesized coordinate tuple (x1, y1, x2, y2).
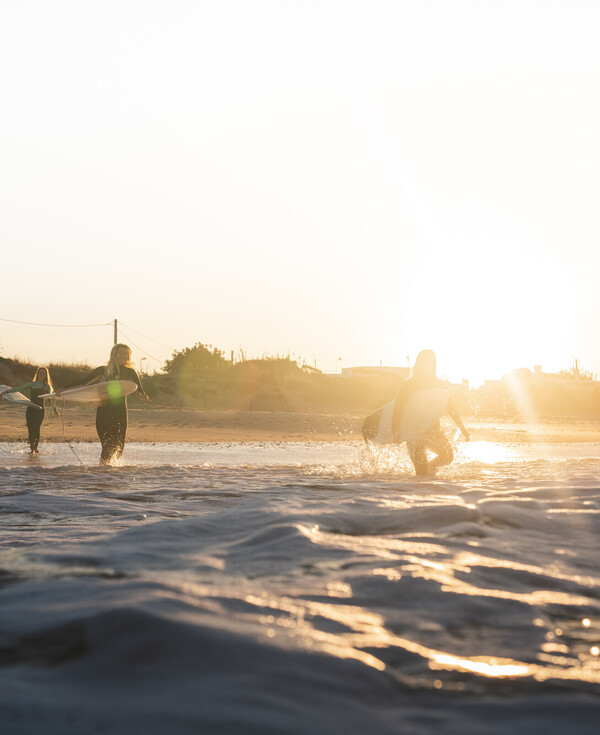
(391, 241, 575, 386)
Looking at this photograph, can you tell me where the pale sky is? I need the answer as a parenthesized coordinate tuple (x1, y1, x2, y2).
(1, 0, 599, 385)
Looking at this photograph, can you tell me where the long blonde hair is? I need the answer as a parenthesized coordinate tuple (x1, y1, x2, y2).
(411, 350, 437, 384)
(33, 366, 53, 391)
(106, 344, 134, 379)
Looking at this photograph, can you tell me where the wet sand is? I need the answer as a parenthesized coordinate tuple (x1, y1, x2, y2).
(1, 404, 599, 443)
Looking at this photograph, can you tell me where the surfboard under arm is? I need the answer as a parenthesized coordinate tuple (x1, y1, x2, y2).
(0, 385, 43, 410)
(42, 380, 138, 404)
(362, 389, 449, 445)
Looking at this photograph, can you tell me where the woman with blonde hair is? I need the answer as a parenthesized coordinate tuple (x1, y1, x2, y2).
(60, 344, 148, 464)
(5, 366, 57, 455)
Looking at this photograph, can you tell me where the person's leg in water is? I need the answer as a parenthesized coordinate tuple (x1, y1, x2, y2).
(407, 427, 454, 476)
(407, 440, 429, 476)
(96, 403, 127, 464)
(425, 427, 454, 473)
(96, 405, 116, 464)
(26, 406, 44, 455)
(113, 405, 127, 460)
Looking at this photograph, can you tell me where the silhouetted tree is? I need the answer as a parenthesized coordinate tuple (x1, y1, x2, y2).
(558, 366, 597, 381)
(163, 343, 226, 375)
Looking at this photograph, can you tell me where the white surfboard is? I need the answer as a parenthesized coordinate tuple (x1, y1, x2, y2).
(363, 388, 449, 444)
(42, 380, 138, 404)
(0, 384, 43, 410)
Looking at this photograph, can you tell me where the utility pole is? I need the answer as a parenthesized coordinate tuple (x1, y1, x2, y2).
(114, 319, 118, 345)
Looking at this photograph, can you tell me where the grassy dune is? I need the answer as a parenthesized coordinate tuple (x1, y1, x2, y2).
(3, 354, 599, 421)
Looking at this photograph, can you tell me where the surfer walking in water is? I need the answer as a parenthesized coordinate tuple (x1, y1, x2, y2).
(392, 350, 470, 476)
(58, 344, 149, 464)
(3, 367, 57, 456)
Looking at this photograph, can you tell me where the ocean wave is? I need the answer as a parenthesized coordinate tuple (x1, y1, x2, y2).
(2, 442, 600, 732)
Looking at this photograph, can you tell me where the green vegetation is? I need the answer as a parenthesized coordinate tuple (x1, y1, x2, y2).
(163, 343, 227, 375)
(154, 346, 402, 412)
(0, 350, 404, 414)
(0, 356, 92, 392)
(2, 347, 599, 419)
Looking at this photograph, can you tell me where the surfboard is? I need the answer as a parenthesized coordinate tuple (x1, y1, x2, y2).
(42, 380, 138, 404)
(362, 388, 449, 444)
(0, 384, 43, 410)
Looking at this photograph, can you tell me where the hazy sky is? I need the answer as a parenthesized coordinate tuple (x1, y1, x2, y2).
(1, 1, 599, 385)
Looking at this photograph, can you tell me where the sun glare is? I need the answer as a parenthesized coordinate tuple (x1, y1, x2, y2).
(397, 243, 575, 385)
(459, 441, 516, 464)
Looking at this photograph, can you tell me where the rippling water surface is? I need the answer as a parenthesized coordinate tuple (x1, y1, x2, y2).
(1, 440, 600, 734)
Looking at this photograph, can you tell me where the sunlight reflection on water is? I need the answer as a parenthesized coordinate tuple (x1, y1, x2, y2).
(457, 440, 518, 464)
(2, 439, 600, 703)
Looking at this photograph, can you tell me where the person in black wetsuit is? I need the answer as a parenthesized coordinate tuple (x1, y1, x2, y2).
(59, 344, 149, 464)
(392, 350, 470, 476)
(4, 367, 57, 455)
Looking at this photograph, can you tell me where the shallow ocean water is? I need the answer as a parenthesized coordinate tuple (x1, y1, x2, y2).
(1, 439, 600, 734)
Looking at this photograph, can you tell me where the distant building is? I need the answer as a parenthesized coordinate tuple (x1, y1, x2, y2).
(479, 364, 600, 418)
(483, 366, 549, 389)
(503, 365, 594, 384)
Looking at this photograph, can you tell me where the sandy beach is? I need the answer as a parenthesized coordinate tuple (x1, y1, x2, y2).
(1, 404, 599, 444)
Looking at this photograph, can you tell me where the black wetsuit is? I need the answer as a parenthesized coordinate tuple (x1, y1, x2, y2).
(27, 392, 45, 453)
(6, 381, 49, 453)
(69, 366, 145, 464)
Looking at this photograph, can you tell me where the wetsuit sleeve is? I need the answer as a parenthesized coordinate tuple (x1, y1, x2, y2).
(128, 368, 147, 397)
(446, 396, 459, 420)
(439, 380, 457, 419)
(5, 382, 34, 394)
(63, 366, 105, 390)
(446, 396, 466, 427)
(445, 391, 470, 440)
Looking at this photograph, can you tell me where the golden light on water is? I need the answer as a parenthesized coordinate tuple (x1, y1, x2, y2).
(240, 586, 600, 685)
(163, 564, 600, 689)
(431, 654, 529, 679)
(309, 525, 596, 610)
(459, 441, 516, 464)
(170, 508, 600, 690)
(279, 524, 600, 685)
(373, 568, 402, 581)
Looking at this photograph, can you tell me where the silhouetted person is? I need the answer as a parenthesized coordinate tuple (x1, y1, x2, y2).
(392, 350, 470, 476)
(58, 344, 148, 464)
(5, 367, 57, 455)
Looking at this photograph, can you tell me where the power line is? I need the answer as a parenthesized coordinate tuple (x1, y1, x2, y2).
(118, 322, 174, 350)
(2, 315, 167, 366)
(0, 317, 112, 328)
(117, 326, 163, 364)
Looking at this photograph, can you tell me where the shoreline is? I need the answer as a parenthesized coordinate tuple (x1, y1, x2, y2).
(1, 406, 600, 444)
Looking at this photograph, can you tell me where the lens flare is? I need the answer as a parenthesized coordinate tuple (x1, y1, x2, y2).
(107, 381, 123, 400)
